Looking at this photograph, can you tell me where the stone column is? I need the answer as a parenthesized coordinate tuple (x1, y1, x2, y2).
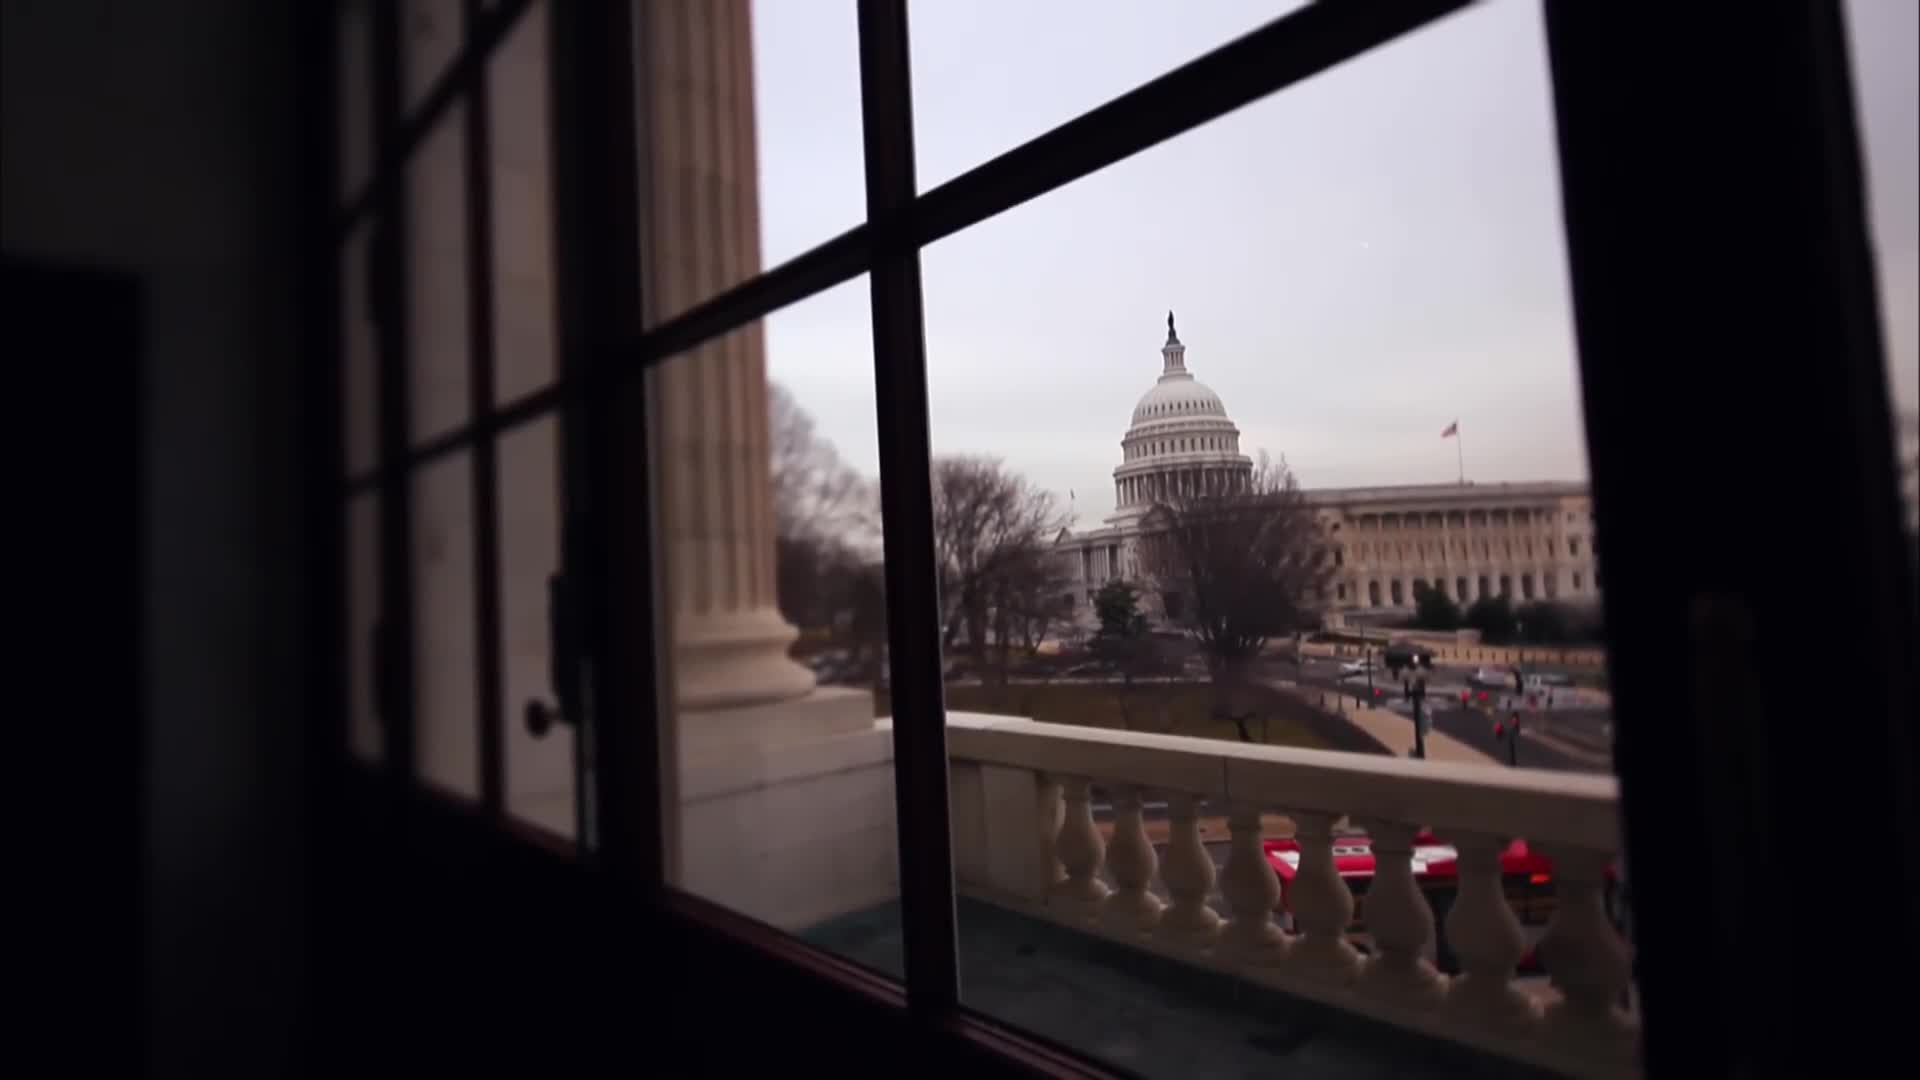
(634, 1, 892, 928)
(632, 0, 880, 753)
(635, 0, 815, 715)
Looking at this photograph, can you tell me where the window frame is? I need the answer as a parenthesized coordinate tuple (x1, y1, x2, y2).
(322, 0, 1920, 1074)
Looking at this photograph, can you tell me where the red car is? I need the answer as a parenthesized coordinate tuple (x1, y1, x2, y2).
(1263, 830, 1621, 975)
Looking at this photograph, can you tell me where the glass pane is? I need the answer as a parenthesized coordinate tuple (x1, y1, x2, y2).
(750, 0, 866, 271)
(1843, 0, 1919, 544)
(338, 0, 376, 202)
(406, 109, 472, 443)
(648, 276, 901, 974)
(487, 1, 559, 403)
(637, 0, 865, 328)
(909, 0, 1303, 191)
(498, 414, 572, 838)
(413, 450, 480, 797)
(402, 0, 463, 115)
(347, 494, 382, 762)
(342, 225, 379, 477)
(908, 4, 1629, 1075)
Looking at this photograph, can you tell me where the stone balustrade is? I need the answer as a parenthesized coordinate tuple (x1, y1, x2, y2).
(945, 713, 1637, 1078)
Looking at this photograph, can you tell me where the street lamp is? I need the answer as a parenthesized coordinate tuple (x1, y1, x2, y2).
(1408, 674, 1428, 759)
(1504, 666, 1525, 767)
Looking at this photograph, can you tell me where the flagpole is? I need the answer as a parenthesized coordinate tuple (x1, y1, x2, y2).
(1456, 423, 1465, 485)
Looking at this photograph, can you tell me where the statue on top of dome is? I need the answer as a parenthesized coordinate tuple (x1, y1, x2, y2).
(1166, 310, 1177, 342)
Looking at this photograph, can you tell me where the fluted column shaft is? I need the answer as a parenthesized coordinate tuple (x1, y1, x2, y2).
(636, 0, 813, 711)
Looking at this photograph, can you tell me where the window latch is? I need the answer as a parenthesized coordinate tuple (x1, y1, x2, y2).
(525, 571, 579, 738)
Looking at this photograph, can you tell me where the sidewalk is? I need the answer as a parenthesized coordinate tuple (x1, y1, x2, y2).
(1268, 679, 1496, 765)
(1335, 702, 1497, 765)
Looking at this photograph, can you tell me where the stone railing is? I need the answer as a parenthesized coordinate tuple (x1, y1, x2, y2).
(1314, 639, 1608, 669)
(946, 713, 1637, 1078)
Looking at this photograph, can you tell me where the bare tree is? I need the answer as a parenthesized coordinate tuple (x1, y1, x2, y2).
(991, 546, 1074, 665)
(1134, 453, 1335, 740)
(770, 381, 875, 546)
(768, 382, 879, 633)
(930, 455, 1070, 681)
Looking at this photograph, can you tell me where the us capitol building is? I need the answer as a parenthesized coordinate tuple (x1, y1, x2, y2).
(1056, 315, 1601, 625)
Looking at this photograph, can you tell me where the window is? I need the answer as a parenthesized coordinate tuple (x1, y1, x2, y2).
(1573, 571, 1583, 591)
(1842, 0, 1920, 543)
(323, 2, 1920, 1075)
(1570, 537, 1581, 556)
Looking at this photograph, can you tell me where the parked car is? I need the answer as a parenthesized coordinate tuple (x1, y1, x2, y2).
(1381, 640, 1435, 671)
(1467, 666, 1511, 690)
(1336, 657, 1376, 678)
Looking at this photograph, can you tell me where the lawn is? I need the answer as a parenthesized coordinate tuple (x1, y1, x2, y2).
(869, 679, 1340, 751)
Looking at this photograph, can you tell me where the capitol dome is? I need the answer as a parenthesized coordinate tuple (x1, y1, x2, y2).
(1106, 313, 1253, 524)
(1130, 377, 1228, 424)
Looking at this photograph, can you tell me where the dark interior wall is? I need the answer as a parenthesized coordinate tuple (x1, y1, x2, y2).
(2, 3, 312, 1075)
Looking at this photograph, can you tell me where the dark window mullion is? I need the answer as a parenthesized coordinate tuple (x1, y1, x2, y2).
(345, 380, 565, 499)
(856, 0, 959, 1018)
(370, 0, 419, 784)
(548, 0, 663, 883)
(460, 0, 507, 819)
(337, 0, 538, 240)
(1544, 2, 1917, 1073)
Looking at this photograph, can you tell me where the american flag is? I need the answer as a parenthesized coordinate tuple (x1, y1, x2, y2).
(1441, 420, 1459, 438)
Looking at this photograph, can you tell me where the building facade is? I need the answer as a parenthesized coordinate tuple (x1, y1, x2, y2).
(1057, 319, 1601, 625)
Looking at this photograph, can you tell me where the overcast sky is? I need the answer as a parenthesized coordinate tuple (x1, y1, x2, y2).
(748, 0, 1919, 527)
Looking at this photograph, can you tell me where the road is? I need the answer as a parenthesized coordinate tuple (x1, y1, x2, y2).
(1279, 656, 1616, 775)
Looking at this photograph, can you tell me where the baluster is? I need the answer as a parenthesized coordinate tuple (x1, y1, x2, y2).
(1288, 812, 1363, 984)
(1050, 776, 1109, 918)
(1037, 775, 1067, 893)
(1155, 793, 1221, 950)
(1355, 819, 1446, 1008)
(1537, 846, 1637, 1063)
(1099, 785, 1164, 934)
(1218, 803, 1287, 967)
(1443, 832, 1538, 1030)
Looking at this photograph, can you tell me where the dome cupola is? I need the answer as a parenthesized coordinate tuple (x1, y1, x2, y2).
(1108, 312, 1253, 524)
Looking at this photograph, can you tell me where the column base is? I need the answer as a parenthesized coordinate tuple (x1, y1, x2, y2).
(673, 607, 817, 711)
(677, 684, 877, 764)
(675, 689, 898, 930)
